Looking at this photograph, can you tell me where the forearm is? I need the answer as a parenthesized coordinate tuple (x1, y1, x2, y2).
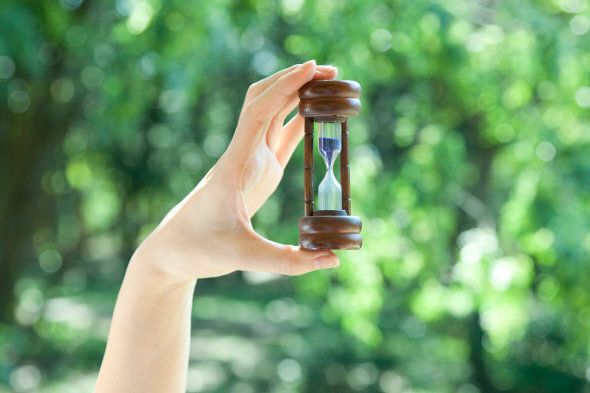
(95, 255, 196, 393)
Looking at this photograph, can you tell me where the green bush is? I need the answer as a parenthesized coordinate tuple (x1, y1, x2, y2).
(1, 0, 589, 392)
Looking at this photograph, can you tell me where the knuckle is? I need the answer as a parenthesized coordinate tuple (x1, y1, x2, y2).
(243, 100, 266, 123)
(246, 82, 259, 96)
(277, 248, 298, 276)
(275, 75, 294, 96)
(276, 247, 309, 276)
(243, 100, 258, 115)
(277, 258, 293, 276)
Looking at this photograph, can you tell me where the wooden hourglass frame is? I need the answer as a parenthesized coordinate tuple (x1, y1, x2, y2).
(297, 80, 362, 250)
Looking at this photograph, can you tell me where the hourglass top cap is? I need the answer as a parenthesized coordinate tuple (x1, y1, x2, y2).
(298, 80, 361, 99)
(298, 80, 361, 119)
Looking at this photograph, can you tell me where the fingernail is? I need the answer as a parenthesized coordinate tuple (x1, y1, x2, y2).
(298, 59, 316, 70)
(314, 255, 339, 269)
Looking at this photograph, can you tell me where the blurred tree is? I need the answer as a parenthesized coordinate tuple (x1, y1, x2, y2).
(1, 0, 590, 392)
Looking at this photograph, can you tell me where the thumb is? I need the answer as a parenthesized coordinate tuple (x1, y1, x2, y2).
(239, 231, 340, 276)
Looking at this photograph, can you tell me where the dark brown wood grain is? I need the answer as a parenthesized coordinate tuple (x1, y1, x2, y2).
(299, 214, 361, 233)
(299, 80, 361, 99)
(304, 117, 314, 216)
(313, 209, 347, 216)
(298, 215, 362, 250)
(299, 233, 362, 250)
(298, 97, 361, 118)
(341, 120, 351, 215)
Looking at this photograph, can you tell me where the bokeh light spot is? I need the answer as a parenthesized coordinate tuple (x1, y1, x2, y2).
(203, 134, 227, 158)
(252, 51, 278, 75)
(370, 28, 393, 52)
(277, 358, 302, 384)
(281, 0, 304, 15)
(81, 66, 104, 89)
(558, 0, 586, 13)
(8, 90, 30, 113)
(39, 249, 63, 273)
(127, 3, 154, 34)
(536, 141, 556, 161)
(166, 12, 185, 31)
(10, 365, 41, 392)
(284, 35, 309, 56)
(0, 55, 16, 79)
(347, 363, 378, 390)
(575, 86, 590, 108)
(570, 15, 590, 34)
(159, 89, 187, 113)
(59, 0, 83, 10)
(241, 28, 265, 52)
(51, 78, 75, 103)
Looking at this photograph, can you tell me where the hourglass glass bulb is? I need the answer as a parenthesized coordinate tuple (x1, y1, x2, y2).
(317, 122, 342, 211)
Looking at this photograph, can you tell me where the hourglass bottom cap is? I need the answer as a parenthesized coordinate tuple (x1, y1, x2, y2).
(298, 215, 362, 250)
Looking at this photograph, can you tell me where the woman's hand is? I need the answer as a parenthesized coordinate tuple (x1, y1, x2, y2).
(133, 60, 341, 282)
(96, 62, 338, 393)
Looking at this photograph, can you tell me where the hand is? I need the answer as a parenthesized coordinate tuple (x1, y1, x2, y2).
(133, 60, 341, 281)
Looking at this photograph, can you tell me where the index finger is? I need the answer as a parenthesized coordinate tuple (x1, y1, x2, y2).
(244, 64, 300, 104)
(240, 60, 317, 127)
(245, 64, 338, 105)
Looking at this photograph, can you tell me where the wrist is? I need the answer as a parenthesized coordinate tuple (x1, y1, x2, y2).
(128, 246, 197, 290)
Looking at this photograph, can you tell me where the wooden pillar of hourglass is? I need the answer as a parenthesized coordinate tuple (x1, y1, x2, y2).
(297, 80, 362, 251)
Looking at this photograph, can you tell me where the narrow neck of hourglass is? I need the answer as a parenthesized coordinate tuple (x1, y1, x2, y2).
(324, 151, 339, 171)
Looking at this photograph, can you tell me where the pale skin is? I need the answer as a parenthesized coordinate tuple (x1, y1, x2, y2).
(94, 60, 340, 393)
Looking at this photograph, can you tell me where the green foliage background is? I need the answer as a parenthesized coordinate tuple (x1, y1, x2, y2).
(1, 0, 590, 392)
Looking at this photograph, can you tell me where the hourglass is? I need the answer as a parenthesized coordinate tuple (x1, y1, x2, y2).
(297, 80, 362, 250)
